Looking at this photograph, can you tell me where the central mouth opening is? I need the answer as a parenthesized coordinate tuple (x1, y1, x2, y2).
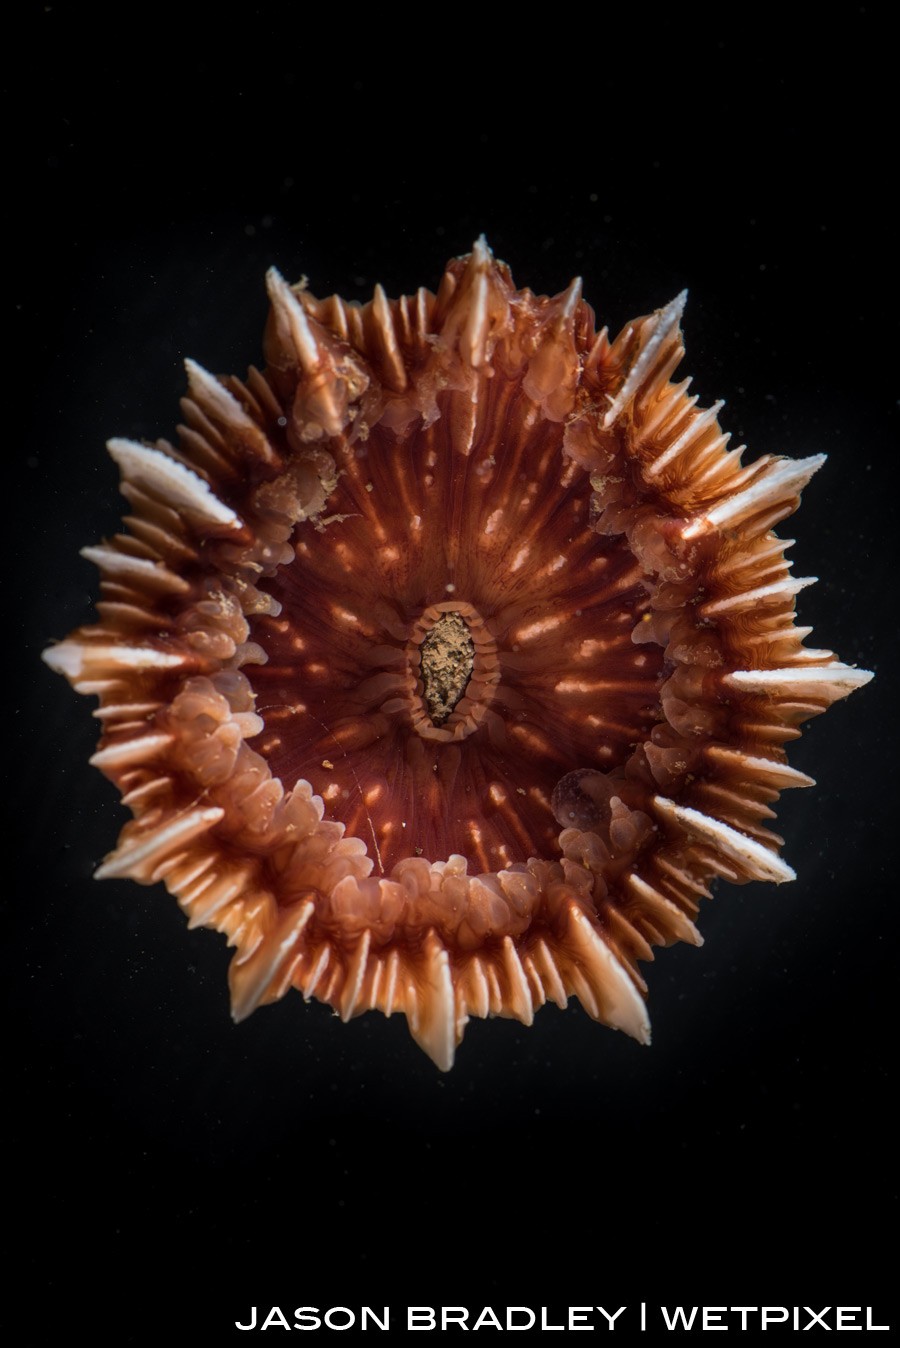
(244, 412, 666, 873)
(420, 611, 475, 726)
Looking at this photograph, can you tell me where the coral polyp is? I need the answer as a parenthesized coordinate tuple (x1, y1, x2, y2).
(44, 240, 871, 1067)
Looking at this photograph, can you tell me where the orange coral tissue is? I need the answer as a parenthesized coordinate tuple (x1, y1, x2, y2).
(44, 240, 872, 1069)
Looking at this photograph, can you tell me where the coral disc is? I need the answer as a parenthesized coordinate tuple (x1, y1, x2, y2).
(43, 240, 872, 1068)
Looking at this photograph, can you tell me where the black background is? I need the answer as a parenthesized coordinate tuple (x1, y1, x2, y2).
(8, 5, 896, 1341)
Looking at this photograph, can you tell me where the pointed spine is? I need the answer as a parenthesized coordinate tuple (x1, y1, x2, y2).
(407, 930, 456, 1071)
(265, 267, 322, 370)
(80, 546, 191, 595)
(89, 734, 174, 770)
(684, 455, 826, 537)
(371, 285, 408, 391)
(627, 874, 704, 947)
(566, 906, 651, 1043)
(603, 291, 687, 429)
(702, 576, 816, 617)
(705, 745, 815, 789)
(340, 930, 372, 1021)
(725, 666, 874, 700)
(501, 937, 534, 1025)
(646, 399, 725, 477)
(106, 439, 243, 528)
(231, 901, 315, 1021)
(184, 359, 277, 466)
(43, 641, 186, 681)
(94, 808, 225, 881)
(653, 797, 795, 883)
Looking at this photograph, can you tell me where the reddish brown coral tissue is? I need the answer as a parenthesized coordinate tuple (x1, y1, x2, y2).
(44, 241, 872, 1068)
